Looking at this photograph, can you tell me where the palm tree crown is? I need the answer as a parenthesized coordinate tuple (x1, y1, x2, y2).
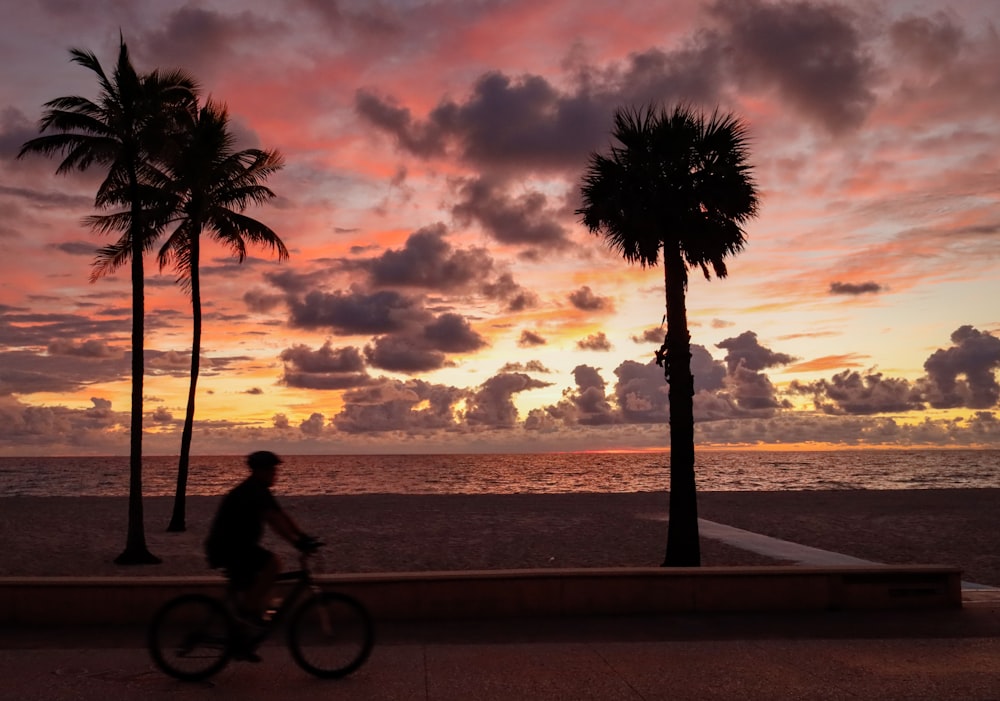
(579, 104, 758, 281)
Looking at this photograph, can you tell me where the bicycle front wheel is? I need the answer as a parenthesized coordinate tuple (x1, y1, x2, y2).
(287, 592, 374, 678)
(147, 594, 234, 682)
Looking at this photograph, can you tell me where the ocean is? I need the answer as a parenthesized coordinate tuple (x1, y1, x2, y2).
(1, 450, 998, 497)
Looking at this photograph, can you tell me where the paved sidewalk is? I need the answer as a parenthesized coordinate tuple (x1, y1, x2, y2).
(697, 518, 997, 591)
(3, 601, 1000, 700)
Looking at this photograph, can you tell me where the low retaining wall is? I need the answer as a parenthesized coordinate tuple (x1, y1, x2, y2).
(0, 565, 962, 625)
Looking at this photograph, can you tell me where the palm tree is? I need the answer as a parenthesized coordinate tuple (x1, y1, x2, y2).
(18, 38, 198, 564)
(578, 104, 759, 566)
(96, 99, 287, 532)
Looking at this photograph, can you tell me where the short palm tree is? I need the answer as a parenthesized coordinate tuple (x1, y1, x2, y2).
(578, 104, 759, 566)
(97, 99, 288, 532)
(18, 38, 198, 565)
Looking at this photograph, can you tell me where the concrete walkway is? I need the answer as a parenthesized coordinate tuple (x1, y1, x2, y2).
(697, 518, 996, 591)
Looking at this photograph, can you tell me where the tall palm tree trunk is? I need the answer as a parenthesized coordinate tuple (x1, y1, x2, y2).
(167, 236, 201, 533)
(115, 206, 160, 564)
(662, 244, 700, 567)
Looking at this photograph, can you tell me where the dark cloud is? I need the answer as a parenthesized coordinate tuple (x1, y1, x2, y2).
(576, 332, 612, 351)
(355, 90, 447, 157)
(632, 327, 666, 344)
(364, 224, 494, 290)
(452, 177, 571, 248)
(300, 412, 325, 437)
(830, 281, 883, 295)
(563, 365, 613, 426)
(358, 72, 605, 172)
(922, 325, 1000, 409)
(792, 369, 925, 415)
(715, 332, 794, 414)
(0, 106, 39, 160)
(707, 0, 877, 133)
(279, 341, 371, 390)
(0, 394, 124, 447)
(0, 184, 92, 209)
(464, 372, 551, 428)
(363, 335, 446, 373)
(333, 379, 465, 434)
(243, 288, 286, 313)
(47, 338, 119, 358)
(288, 288, 425, 334)
(568, 286, 613, 312)
(0, 347, 127, 395)
(141, 5, 281, 74)
(691, 345, 728, 392)
(50, 241, 98, 256)
(518, 330, 546, 347)
(613, 360, 667, 424)
(480, 273, 539, 312)
(716, 331, 796, 374)
(890, 12, 964, 69)
(500, 360, 551, 373)
(423, 313, 487, 353)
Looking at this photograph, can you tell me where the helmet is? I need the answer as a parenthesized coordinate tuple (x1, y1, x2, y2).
(247, 450, 282, 471)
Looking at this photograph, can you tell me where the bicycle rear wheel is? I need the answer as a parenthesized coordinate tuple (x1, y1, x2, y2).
(147, 594, 234, 681)
(287, 592, 374, 678)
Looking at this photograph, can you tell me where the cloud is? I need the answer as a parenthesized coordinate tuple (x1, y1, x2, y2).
(361, 310, 487, 374)
(889, 12, 964, 70)
(518, 330, 546, 347)
(333, 379, 465, 434)
(632, 327, 665, 344)
(613, 360, 667, 424)
(363, 224, 495, 291)
(481, 272, 539, 312)
(922, 325, 1000, 409)
(423, 313, 488, 353)
(357, 71, 605, 172)
(576, 332, 612, 351)
(280, 341, 371, 390)
(464, 372, 552, 428)
(355, 89, 447, 158)
(707, 0, 877, 134)
(568, 285, 613, 312)
(499, 360, 551, 373)
(451, 177, 571, 249)
(300, 412, 325, 436)
(716, 331, 796, 374)
(289, 288, 424, 334)
(792, 369, 925, 415)
(363, 335, 446, 373)
(47, 338, 119, 358)
(830, 281, 883, 295)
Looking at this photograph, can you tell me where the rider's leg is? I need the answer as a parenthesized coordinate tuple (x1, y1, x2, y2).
(242, 551, 280, 618)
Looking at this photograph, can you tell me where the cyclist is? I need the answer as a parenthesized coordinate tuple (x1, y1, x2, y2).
(205, 451, 318, 632)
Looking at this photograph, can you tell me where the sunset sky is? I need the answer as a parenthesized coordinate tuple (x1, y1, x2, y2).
(1, 0, 999, 456)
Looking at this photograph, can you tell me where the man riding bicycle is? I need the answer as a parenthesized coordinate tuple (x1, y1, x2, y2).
(205, 451, 318, 628)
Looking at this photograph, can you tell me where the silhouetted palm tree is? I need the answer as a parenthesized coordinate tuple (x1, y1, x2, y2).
(97, 99, 288, 532)
(18, 38, 198, 564)
(578, 104, 759, 566)
(161, 100, 286, 531)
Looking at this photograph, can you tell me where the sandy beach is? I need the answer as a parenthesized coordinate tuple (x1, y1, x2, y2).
(2, 490, 997, 586)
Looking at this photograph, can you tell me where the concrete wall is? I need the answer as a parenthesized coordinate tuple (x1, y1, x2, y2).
(0, 565, 962, 626)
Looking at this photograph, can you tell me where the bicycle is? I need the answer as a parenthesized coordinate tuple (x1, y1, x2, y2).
(147, 543, 374, 682)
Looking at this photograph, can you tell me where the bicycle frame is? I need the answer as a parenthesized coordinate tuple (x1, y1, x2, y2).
(233, 551, 326, 643)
